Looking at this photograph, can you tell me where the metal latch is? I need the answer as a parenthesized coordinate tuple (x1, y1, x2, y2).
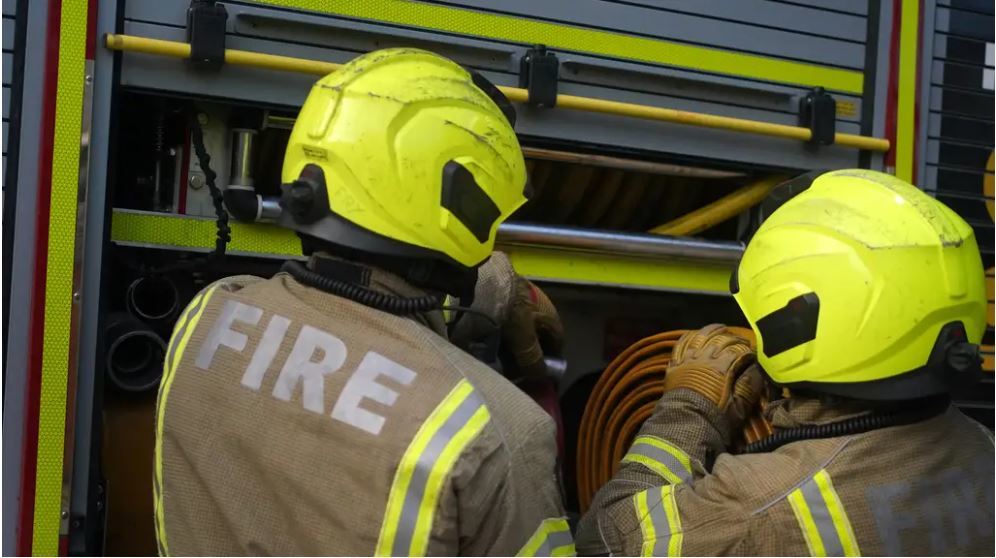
(798, 87, 836, 146)
(187, 0, 228, 71)
(519, 45, 559, 108)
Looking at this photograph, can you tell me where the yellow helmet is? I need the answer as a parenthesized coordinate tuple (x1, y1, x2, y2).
(732, 170, 986, 399)
(279, 48, 528, 269)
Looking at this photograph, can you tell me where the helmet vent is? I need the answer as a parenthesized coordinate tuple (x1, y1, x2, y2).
(441, 161, 501, 243)
(756, 292, 820, 357)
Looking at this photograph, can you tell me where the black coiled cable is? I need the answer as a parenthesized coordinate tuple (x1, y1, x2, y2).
(743, 396, 949, 454)
(190, 113, 231, 263)
(282, 260, 441, 315)
(153, 110, 231, 274)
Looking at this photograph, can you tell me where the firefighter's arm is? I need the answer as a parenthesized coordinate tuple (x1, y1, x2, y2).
(576, 325, 761, 555)
(451, 251, 565, 383)
(579, 456, 753, 556)
(453, 416, 573, 556)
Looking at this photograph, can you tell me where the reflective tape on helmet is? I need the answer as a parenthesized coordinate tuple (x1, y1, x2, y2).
(516, 517, 575, 557)
(376, 379, 490, 556)
(153, 285, 220, 556)
(634, 486, 683, 557)
(622, 435, 693, 485)
(787, 469, 860, 557)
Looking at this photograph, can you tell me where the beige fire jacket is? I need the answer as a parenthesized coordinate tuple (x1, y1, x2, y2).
(577, 390, 994, 556)
(154, 267, 571, 556)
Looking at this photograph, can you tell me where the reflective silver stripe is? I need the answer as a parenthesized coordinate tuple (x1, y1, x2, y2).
(800, 477, 845, 557)
(647, 492, 671, 556)
(543, 529, 575, 556)
(154, 291, 207, 503)
(162, 292, 207, 376)
(531, 527, 574, 556)
(627, 441, 692, 483)
(392, 390, 486, 556)
(645, 489, 675, 556)
(517, 518, 574, 556)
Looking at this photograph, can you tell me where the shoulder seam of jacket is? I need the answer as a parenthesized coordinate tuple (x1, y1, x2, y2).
(969, 416, 995, 446)
(428, 333, 516, 463)
(749, 435, 854, 516)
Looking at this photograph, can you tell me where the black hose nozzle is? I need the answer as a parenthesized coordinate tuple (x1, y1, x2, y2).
(105, 312, 168, 393)
(127, 275, 180, 327)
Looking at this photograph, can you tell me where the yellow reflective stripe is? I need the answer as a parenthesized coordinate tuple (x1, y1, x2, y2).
(505, 245, 732, 294)
(623, 454, 685, 485)
(112, 209, 300, 257)
(250, 0, 862, 94)
(788, 488, 827, 557)
(623, 435, 693, 484)
(161, 292, 205, 374)
(31, 1, 90, 553)
(895, 0, 920, 182)
(661, 486, 683, 557)
(813, 471, 861, 557)
(788, 469, 860, 557)
(634, 490, 656, 557)
(414, 405, 489, 554)
(551, 543, 577, 557)
(634, 486, 683, 557)
(376, 380, 491, 556)
(516, 517, 575, 557)
(153, 286, 218, 556)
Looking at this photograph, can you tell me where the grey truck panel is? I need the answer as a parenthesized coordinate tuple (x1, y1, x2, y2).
(120, 0, 872, 171)
(3, 16, 12, 49)
(769, 0, 868, 15)
(396, 0, 866, 68)
(596, 0, 867, 41)
(120, 21, 860, 171)
(3, 53, 12, 86)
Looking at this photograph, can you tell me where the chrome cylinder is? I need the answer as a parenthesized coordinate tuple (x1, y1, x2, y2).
(496, 223, 744, 262)
(258, 196, 283, 222)
(229, 128, 256, 188)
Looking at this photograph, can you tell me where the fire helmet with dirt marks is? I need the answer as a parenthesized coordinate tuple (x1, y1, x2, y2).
(279, 48, 528, 269)
(731, 169, 986, 399)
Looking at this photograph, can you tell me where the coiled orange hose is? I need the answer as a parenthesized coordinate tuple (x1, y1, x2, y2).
(576, 328, 772, 511)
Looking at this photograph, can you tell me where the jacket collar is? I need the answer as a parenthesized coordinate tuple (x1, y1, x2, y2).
(765, 396, 875, 428)
(279, 253, 448, 338)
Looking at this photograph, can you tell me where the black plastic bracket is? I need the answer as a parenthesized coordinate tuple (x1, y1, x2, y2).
(186, 0, 228, 71)
(798, 87, 836, 146)
(519, 45, 559, 108)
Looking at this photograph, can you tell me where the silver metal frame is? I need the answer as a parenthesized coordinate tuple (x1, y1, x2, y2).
(2, 0, 50, 551)
(67, 1, 120, 551)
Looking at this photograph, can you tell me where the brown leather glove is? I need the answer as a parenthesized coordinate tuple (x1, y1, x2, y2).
(450, 252, 565, 381)
(502, 274, 565, 379)
(664, 324, 762, 429)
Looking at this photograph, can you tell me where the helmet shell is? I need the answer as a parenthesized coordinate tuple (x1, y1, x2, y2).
(281, 48, 528, 267)
(733, 170, 986, 392)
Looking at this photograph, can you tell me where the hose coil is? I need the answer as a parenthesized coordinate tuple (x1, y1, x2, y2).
(576, 328, 769, 511)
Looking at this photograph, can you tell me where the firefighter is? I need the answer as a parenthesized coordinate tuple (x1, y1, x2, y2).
(153, 49, 572, 556)
(577, 169, 994, 556)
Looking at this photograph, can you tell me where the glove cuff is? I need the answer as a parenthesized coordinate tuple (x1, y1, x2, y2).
(663, 368, 727, 406)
